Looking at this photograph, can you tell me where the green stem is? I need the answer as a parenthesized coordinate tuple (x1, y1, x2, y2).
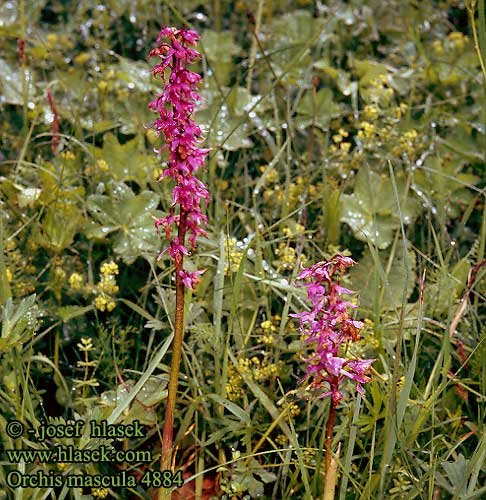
(325, 395, 337, 474)
(19, 0, 28, 137)
(323, 394, 338, 500)
(158, 210, 188, 499)
(468, 0, 486, 97)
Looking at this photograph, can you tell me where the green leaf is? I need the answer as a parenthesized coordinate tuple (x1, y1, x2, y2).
(56, 305, 93, 322)
(201, 30, 240, 85)
(314, 61, 358, 96)
(38, 205, 81, 251)
(196, 99, 253, 151)
(353, 59, 389, 86)
(413, 154, 480, 218)
(435, 454, 468, 496)
(340, 168, 420, 249)
(350, 246, 416, 312)
(295, 88, 342, 130)
(0, 58, 34, 105)
(93, 133, 156, 186)
(207, 393, 251, 425)
(0, 295, 39, 352)
(86, 182, 163, 264)
(112, 57, 156, 93)
(425, 258, 469, 317)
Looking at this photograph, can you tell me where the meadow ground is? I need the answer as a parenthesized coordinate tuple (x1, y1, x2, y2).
(0, 1, 485, 499)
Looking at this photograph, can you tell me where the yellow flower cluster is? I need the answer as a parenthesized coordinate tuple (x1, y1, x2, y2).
(94, 296, 116, 312)
(258, 165, 279, 184)
(96, 159, 109, 172)
(357, 121, 376, 140)
(226, 357, 280, 401)
(68, 272, 83, 290)
(60, 151, 76, 161)
(392, 128, 418, 157)
(263, 186, 285, 206)
(393, 103, 408, 120)
(363, 319, 378, 343)
(363, 104, 379, 121)
(46, 33, 58, 48)
(256, 316, 279, 345)
(366, 74, 394, 106)
(84, 158, 109, 176)
(332, 128, 348, 144)
(74, 52, 90, 65)
(224, 237, 243, 275)
(288, 176, 306, 207)
(54, 267, 66, 280)
(274, 243, 307, 272)
(263, 176, 308, 214)
(279, 401, 301, 418)
(282, 223, 305, 238)
(330, 127, 352, 156)
(255, 314, 297, 346)
(448, 31, 468, 50)
(432, 32, 468, 62)
(91, 488, 109, 499)
(95, 261, 118, 312)
(275, 243, 296, 269)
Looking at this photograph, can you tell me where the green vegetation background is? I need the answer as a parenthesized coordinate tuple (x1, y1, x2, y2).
(0, 0, 485, 499)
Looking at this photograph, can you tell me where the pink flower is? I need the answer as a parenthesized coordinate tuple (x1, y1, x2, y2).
(293, 255, 375, 403)
(179, 269, 206, 290)
(149, 27, 209, 289)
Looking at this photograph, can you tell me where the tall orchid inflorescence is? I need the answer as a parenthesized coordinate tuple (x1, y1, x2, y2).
(148, 28, 208, 491)
(291, 255, 375, 404)
(149, 27, 209, 290)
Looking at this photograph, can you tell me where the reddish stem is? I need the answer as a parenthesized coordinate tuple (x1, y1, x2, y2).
(160, 209, 188, 476)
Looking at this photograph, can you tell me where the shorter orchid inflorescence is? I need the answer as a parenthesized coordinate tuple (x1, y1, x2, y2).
(291, 255, 375, 404)
(149, 26, 209, 290)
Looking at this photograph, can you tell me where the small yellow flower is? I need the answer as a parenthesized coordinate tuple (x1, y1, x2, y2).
(69, 272, 83, 290)
(54, 267, 66, 280)
(6, 268, 13, 282)
(74, 52, 90, 65)
(363, 104, 379, 120)
(266, 169, 279, 183)
(95, 296, 107, 311)
(97, 276, 119, 294)
(448, 31, 468, 51)
(340, 142, 351, 153)
(432, 40, 444, 56)
(100, 261, 118, 276)
(224, 237, 243, 275)
(96, 159, 109, 172)
(91, 488, 109, 499)
(6, 240, 16, 251)
(60, 151, 76, 161)
(358, 121, 376, 139)
(404, 129, 418, 141)
(46, 34, 58, 47)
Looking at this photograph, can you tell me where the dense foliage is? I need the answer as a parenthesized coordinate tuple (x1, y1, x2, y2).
(0, 1, 485, 499)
